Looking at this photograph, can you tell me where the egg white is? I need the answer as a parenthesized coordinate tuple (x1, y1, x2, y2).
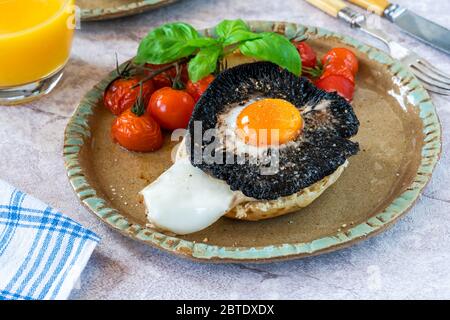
(140, 158, 237, 235)
(140, 141, 254, 235)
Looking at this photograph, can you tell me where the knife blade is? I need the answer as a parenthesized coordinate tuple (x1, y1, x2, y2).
(383, 4, 450, 54)
(347, 0, 450, 54)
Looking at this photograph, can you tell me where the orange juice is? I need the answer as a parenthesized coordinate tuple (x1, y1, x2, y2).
(0, 0, 75, 87)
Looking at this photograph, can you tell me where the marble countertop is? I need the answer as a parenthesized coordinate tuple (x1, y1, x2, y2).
(1, 0, 449, 300)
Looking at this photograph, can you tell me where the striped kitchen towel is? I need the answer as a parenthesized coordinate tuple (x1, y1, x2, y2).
(0, 179, 100, 300)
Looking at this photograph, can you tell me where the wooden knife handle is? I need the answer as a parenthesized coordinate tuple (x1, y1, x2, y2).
(305, 0, 347, 17)
(347, 0, 390, 16)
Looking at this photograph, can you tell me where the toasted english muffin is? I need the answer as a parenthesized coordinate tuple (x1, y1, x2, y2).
(225, 161, 347, 221)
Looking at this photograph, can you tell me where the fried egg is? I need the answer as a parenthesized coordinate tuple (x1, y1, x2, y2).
(217, 98, 304, 158)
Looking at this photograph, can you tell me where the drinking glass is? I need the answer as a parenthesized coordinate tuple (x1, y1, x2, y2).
(0, 0, 76, 105)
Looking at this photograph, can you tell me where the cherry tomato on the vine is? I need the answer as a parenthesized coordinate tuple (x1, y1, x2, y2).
(150, 73, 172, 90)
(322, 48, 358, 75)
(145, 63, 189, 89)
(104, 77, 154, 116)
(148, 87, 196, 131)
(292, 41, 317, 69)
(186, 74, 215, 102)
(111, 108, 163, 152)
(321, 63, 355, 83)
(316, 75, 355, 102)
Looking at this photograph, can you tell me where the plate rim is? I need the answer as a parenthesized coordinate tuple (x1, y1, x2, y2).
(64, 21, 442, 262)
(79, 0, 178, 21)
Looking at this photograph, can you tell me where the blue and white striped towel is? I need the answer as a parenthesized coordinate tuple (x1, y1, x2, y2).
(0, 179, 100, 300)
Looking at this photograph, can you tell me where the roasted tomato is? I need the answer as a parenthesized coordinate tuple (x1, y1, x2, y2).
(145, 63, 189, 89)
(322, 48, 358, 75)
(151, 73, 172, 90)
(316, 75, 355, 102)
(319, 48, 359, 84)
(111, 108, 163, 152)
(148, 87, 196, 130)
(104, 77, 154, 116)
(321, 64, 355, 83)
(292, 41, 317, 69)
(186, 74, 215, 102)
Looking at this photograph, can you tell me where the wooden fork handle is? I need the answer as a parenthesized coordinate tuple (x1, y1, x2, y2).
(305, 0, 347, 17)
(347, 0, 391, 16)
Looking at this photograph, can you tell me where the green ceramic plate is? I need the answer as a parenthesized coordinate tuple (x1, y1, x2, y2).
(64, 21, 441, 262)
(78, 0, 179, 21)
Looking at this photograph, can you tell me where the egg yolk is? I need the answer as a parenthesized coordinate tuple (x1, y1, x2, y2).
(236, 98, 303, 146)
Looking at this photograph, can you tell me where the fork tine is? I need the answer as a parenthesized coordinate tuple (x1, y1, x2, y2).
(421, 82, 450, 96)
(411, 67, 450, 90)
(413, 62, 450, 86)
(417, 59, 450, 80)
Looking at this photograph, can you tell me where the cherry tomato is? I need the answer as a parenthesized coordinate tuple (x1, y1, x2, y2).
(148, 87, 196, 130)
(322, 48, 358, 75)
(316, 75, 355, 102)
(145, 63, 189, 89)
(321, 63, 355, 83)
(292, 41, 317, 69)
(111, 109, 163, 152)
(151, 73, 172, 90)
(104, 77, 154, 116)
(186, 74, 215, 102)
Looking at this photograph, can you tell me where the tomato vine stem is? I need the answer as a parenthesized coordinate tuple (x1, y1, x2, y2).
(131, 57, 190, 89)
(131, 84, 146, 117)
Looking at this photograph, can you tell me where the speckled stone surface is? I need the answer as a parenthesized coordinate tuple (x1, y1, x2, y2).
(1, 0, 449, 300)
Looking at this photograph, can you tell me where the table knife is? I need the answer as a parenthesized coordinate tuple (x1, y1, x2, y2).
(346, 0, 450, 54)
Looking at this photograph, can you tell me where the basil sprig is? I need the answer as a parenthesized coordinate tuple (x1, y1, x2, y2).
(187, 46, 222, 84)
(215, 19, 263, 46)
(239, 32, 301, 76)
(135, 20, 301, 82)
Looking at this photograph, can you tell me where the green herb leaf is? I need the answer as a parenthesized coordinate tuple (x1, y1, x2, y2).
(239, 32, 301, 75)
(188, 46, 222, 82)
(135, 22, 200, 65)
(223, 30, 263, 46)
(215, 19, 261, 46)
(215, 19, 250, 39)
(187, 37, 220, 48)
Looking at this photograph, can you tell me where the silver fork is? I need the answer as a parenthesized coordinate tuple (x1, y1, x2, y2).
(306, 0, 450, 95)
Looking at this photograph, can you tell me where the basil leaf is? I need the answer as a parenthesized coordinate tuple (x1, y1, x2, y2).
(187, 37, 220, 48)
(215, 19, 261, 46)
(223, 31, 262, 46)
(135, 22, 200, 64)
(215, 19, 250, 39)
(239, 32, 301, 75)
(188, 46, 222, 82)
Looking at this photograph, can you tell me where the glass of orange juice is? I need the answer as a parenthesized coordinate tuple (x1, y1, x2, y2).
(0, 0, 76, 105)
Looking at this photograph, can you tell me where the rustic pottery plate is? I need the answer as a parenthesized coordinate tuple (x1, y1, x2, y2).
(78, 0, 178, 21)
(64, 21, 441, 262)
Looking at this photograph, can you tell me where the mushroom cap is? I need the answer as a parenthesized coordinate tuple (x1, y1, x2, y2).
(187, 62, 360, 200)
